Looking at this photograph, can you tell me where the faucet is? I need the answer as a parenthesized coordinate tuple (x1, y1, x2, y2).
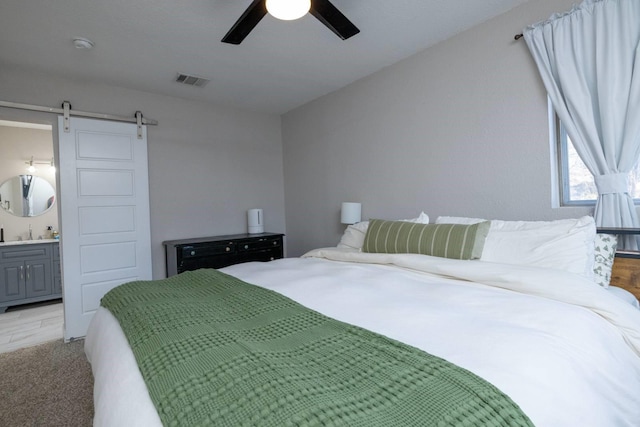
(28, 224, 33, 240)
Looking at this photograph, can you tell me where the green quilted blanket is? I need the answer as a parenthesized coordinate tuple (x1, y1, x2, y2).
(101, 269, 534, 427)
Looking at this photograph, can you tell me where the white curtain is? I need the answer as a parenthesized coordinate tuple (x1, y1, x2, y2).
(524, 0, 640, 248)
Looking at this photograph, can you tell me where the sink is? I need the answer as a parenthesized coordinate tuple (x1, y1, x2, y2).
(0, 239, 58, 246)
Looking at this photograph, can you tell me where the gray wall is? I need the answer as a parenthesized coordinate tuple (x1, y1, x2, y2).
(0, 64, 285, 278)
(281, 0, 590, 256)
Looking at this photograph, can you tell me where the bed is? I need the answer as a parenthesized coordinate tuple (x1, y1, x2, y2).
(85, 215, 640, 426)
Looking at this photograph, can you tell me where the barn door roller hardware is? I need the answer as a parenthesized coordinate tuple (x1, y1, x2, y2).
(0, 99, 157, 139)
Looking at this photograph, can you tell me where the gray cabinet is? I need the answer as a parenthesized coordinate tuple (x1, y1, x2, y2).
(0, 260, 27, 302)
(52, 243, 61, 295)
(0, 242, 60, 312)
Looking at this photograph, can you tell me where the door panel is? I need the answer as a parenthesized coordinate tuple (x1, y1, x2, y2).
(78, 169, 134, 196)
(0, 261, 25, 302)
(59, 117, 151, 340)
(25, 260, 52, 298)
(76, 132, 134, 159)
(80, 241, 137, 273)
(79, 206, 136, 234)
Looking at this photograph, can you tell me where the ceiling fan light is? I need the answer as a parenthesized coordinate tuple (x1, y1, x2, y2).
(266, 0, 310, 21)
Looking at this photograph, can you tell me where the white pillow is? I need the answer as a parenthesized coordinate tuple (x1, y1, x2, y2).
(337, 221, 370, 250)
(337, 212, 429, 250)
(436, 215, 596, 278)
(409, 211, 430, 224)
(436, 216, 485, 225)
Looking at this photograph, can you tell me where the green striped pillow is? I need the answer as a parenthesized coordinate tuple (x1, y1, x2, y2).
(362, 219, 491, 260)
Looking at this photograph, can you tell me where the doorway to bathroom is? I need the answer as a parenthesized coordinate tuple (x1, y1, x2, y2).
(0, 119, 62, 353)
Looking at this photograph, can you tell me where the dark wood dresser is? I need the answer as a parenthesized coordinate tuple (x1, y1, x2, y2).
(163, 233, 284, 277)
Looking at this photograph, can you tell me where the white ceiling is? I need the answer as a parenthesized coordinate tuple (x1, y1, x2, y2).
(0, 0, 529, 114)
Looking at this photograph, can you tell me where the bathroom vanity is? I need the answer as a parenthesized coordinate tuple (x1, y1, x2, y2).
(0, 239, 61, 312)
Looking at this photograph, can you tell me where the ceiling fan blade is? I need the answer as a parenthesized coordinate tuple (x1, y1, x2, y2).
(310, 0, 360, 40)
(221, 0, 267, 45)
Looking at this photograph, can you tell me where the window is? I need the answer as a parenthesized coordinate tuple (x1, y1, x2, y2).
(556, 116, 640, 205)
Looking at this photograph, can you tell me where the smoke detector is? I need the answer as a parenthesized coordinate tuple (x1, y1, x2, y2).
(175, 73, 210, 88)
(73, 37, 95, 49)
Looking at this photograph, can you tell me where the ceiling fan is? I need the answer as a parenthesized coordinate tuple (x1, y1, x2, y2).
(221, 0, 360, 45)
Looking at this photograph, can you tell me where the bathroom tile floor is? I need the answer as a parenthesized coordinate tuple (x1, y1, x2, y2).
(0, 300, 63, 354)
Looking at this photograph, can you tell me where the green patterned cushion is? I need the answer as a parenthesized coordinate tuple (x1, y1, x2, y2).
(362, 219, 490, 260)
(593, 233, 617, 287)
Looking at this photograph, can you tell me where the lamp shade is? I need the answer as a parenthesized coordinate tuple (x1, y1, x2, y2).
(266, 0, 311, 20)
(341, 202, 361, 225)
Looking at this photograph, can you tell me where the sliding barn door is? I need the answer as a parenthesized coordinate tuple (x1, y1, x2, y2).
(58, 117, 151, 340)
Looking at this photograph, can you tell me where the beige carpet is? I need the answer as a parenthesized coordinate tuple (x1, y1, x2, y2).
(0, 339, 94, 426)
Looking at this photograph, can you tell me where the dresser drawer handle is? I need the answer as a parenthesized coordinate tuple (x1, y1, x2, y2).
(225, 247, 231, 252)
(244, 245, 249, 249)
(273, 241, 277, 245)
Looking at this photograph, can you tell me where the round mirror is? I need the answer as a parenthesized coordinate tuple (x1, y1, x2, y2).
(0, 175, 56, 217)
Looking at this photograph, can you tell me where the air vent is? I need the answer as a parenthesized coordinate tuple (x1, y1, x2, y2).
(175, 73, 210, 87)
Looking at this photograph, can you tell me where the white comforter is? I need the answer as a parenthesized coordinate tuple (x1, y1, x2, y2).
(85, 248, 640, 427)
